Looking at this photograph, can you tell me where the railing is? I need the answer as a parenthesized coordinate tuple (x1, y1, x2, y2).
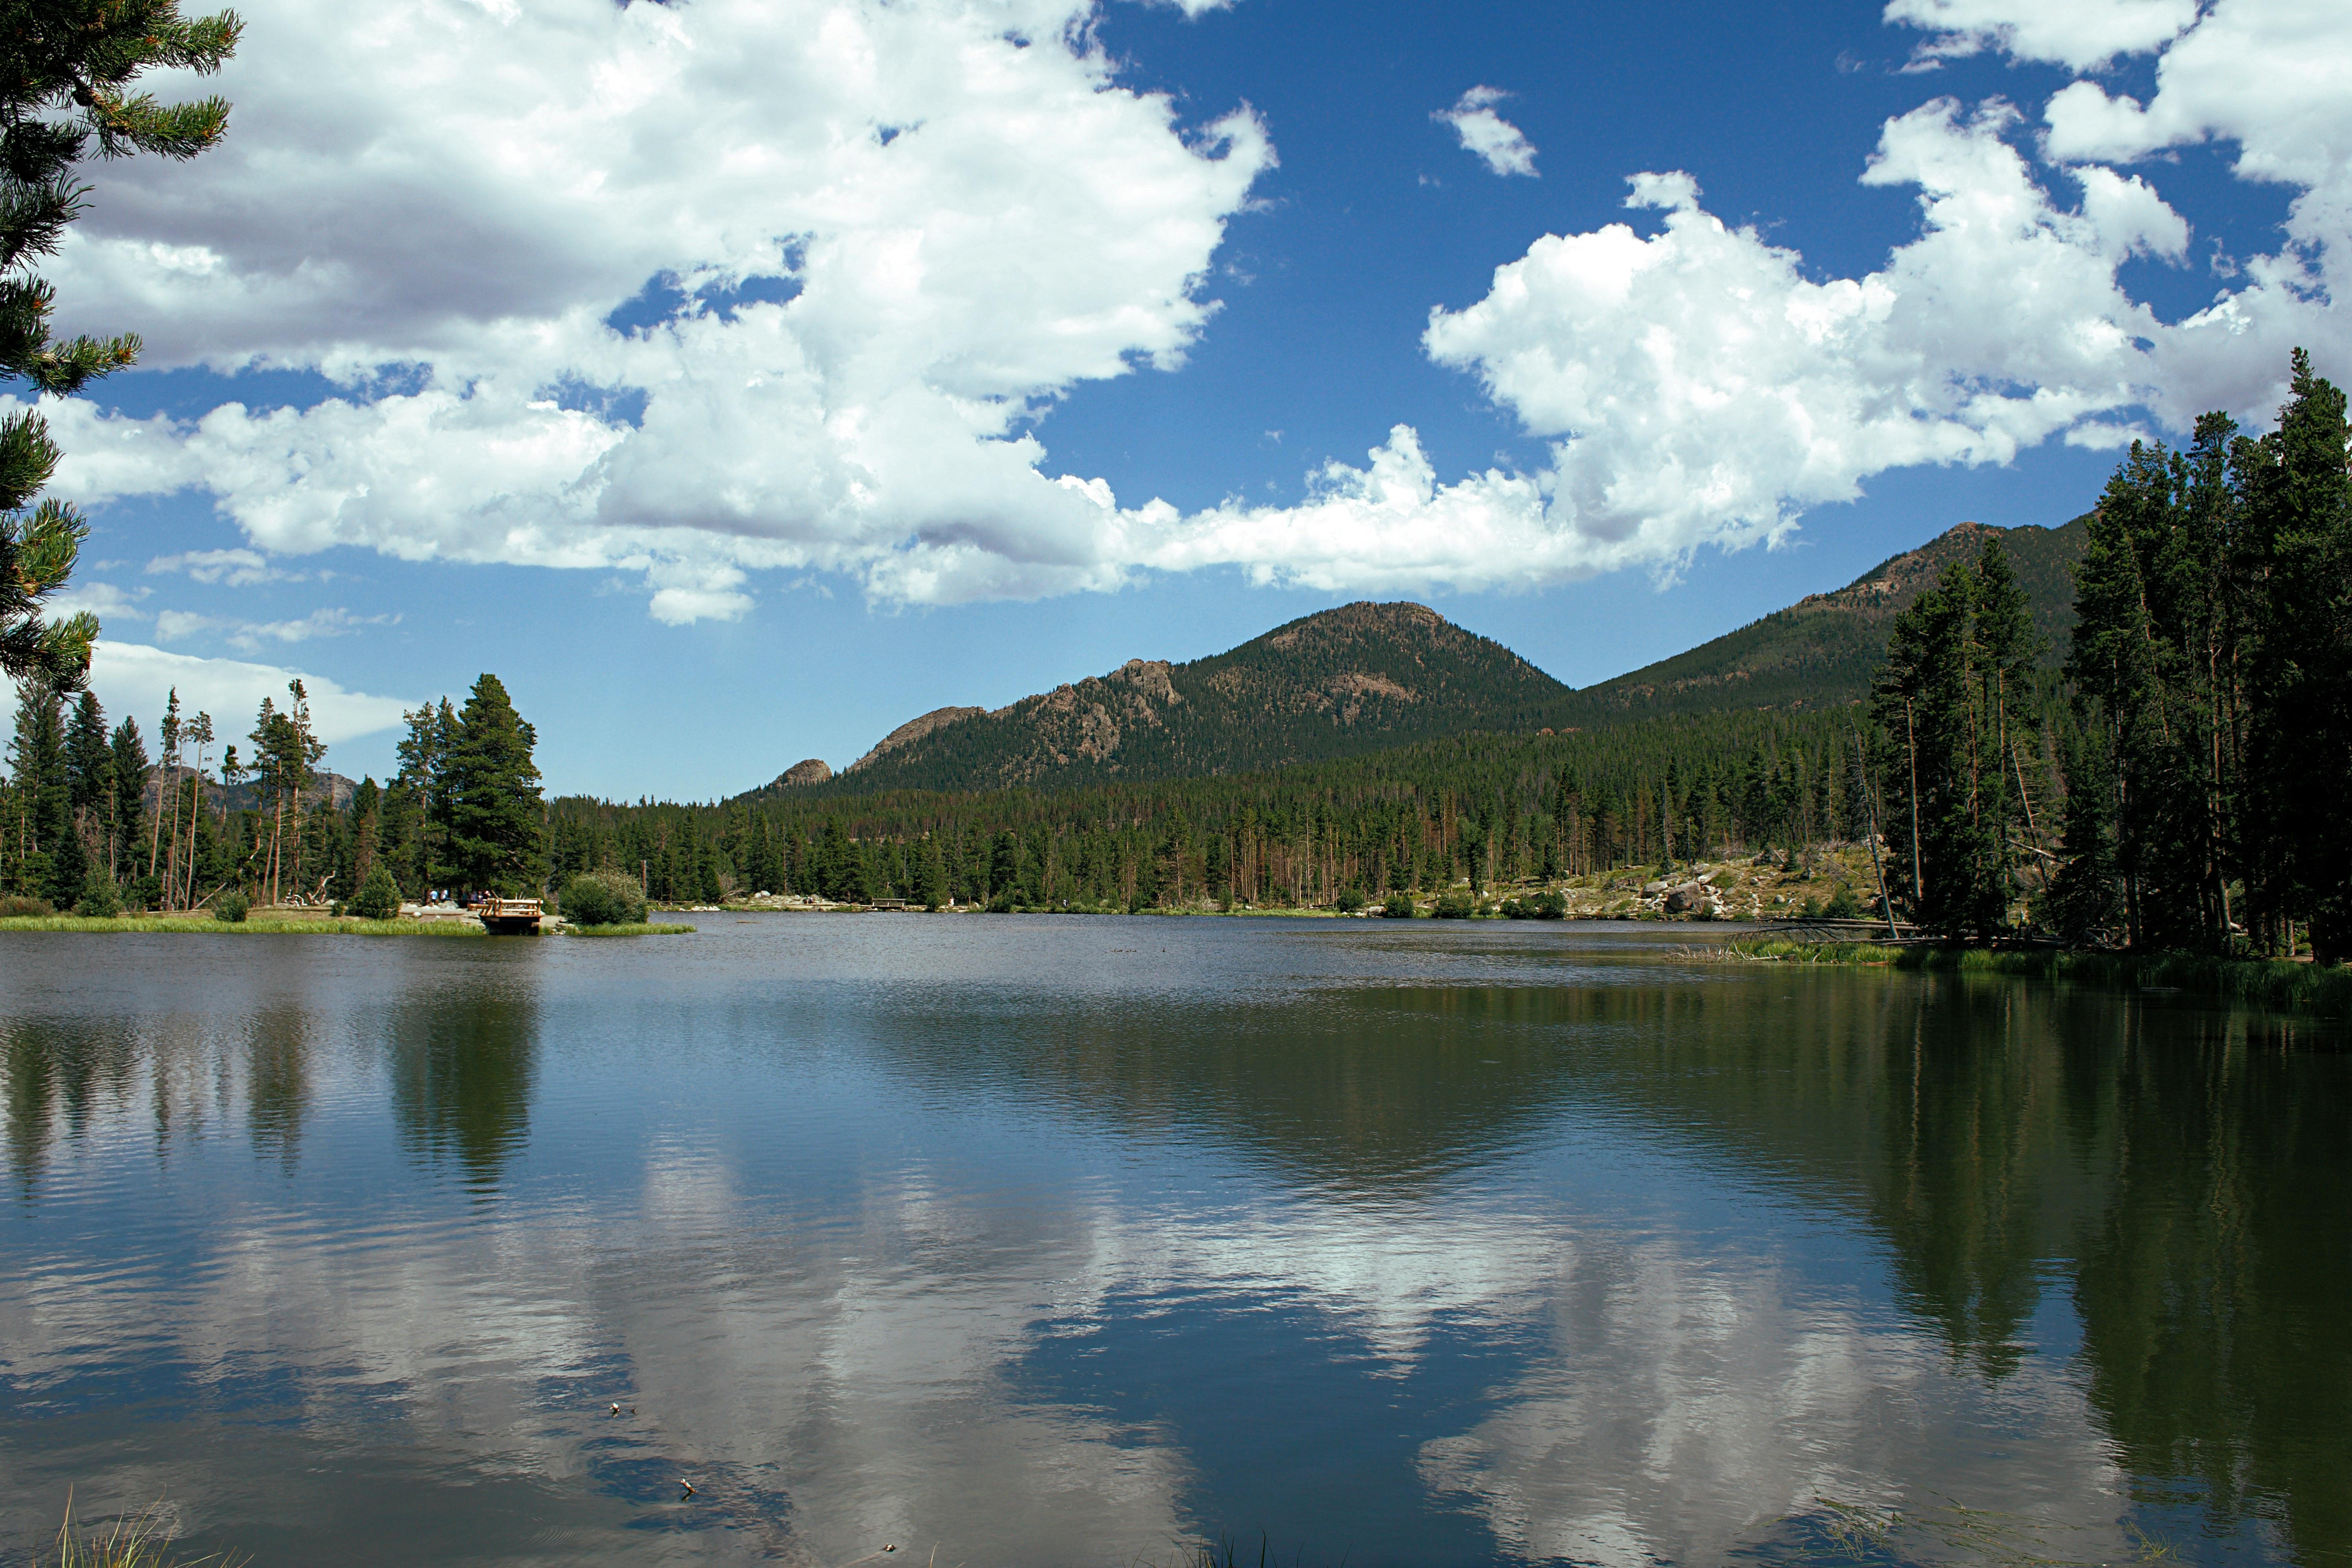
(473, 897, 544, 919)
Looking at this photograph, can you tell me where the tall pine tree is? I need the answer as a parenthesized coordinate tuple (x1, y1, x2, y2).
(2, 1, 239, 688)
(107, 715, 148, 886)
(2237, 351, 2352, 961)
(438, 674, 547, 896)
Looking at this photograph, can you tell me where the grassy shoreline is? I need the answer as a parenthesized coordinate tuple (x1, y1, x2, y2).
(1715, 938, 2352, 1017)
(0, 915, 694, 937)
(0, 914, 490, 936)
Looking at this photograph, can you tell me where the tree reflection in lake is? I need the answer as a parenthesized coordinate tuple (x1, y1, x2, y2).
(855, 952, 2349, 1559)
(383, 978, 540, 1196)
(0, 921, 2346, 1566)
(245, 1006, 312, 1172)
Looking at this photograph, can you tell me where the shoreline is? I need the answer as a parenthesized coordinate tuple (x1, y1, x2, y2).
(1713, 938, 2352, 1021)
(0, 914, 694, 937)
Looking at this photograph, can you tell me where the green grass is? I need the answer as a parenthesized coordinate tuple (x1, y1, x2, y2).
(565, 921, 694, 936)
(0, 914, 487, 936)
(1717, 938, 2352, 1016)
(43, 1498, 237, 1568)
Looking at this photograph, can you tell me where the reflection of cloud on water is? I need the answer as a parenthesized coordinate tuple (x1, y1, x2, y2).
(1409, 1244, 2127, 1566)
(1066, 1188, 1571, 1366)
(1058, 1173, 2131, 1565)
(6, 1039, 2130, 1568)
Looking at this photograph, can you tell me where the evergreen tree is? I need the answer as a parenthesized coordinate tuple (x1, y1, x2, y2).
(378, 775, 423, 896)
(350, 859, 401, 921)
(438, 674, 547, 896)
(64, 689, 108, 825)
(2064, 434, 2241, 951)
(2, 0, 239, 688)
(349, 775, 382, 887)
(2046, 721, 2123, 947)
(1866, 536, 2041, 938)
(395, 701, 450, 889)
(107, 714, 147, 884)
(2237, 351, 2352, 962)
(8, 678, 75, 903)
(248, 685, 322, 904)
(988, 829, 1021, 909)
(916, 835, 947, 910)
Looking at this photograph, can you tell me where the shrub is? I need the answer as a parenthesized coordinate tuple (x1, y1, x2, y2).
(1379, 895, 1417, 918)
(561, 868, 646, 927)
(1433, 890, 1475, 919)
(350, 863, 402, 921)
(1824, 883, 1862, 920)
(1332, 887, 1365, 913)
(0, 893, 55, 918)
(73, 881, 123, 918)
(213, 891, 249, 923)
(1501, 891, 1567, 920)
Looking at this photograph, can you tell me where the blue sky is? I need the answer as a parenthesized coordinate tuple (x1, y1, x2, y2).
(21, 0, 2347, 797)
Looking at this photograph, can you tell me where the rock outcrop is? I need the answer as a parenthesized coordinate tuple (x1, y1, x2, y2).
(761, 601, 1578, 797)
(773, 758, 833, 788)
(847, 707, 986, 773)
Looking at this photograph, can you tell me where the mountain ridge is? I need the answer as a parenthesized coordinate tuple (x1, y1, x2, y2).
(1550, 516, 2088, 725)
(751, 601, 1578, 798)
(747, 517, 2087, 800)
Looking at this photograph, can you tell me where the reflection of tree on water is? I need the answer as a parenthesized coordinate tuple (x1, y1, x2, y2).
(246, 1007, 312, 1172)
(387, 980, 540, 1195)
(1566, 970, 2350, 1556)
(4, 1017, 143, 1195)
(879, 966, 2352, 1554)
(1860, 979, 2113, 1380)
(873, 983, 1588, 1193)
(2072, 1011, 2352, 1565)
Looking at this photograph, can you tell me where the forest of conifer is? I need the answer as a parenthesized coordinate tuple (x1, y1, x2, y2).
(6, 354, 2344, 960)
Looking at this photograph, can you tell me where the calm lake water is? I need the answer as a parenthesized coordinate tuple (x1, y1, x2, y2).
(3, 918, 2346, 1567)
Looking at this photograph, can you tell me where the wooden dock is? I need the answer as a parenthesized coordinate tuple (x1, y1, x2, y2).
(474, 896, 544, 934)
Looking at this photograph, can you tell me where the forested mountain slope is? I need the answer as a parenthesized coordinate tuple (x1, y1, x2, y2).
(754, 601, 1581, 797)
(749, 518, 2082, 801)
(1557, 518, 2086, 723)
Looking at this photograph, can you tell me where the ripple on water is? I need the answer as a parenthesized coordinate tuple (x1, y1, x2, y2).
(0, 917, 2336, 1567)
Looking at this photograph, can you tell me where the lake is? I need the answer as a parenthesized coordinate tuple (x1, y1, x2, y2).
(3, 917, 2346, 1567)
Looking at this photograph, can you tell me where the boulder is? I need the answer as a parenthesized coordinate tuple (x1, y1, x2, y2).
(1663, 883, 1709, 914)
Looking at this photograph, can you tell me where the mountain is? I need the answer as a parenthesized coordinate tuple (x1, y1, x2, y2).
(752, 516, 2088, 799)
(759, 601, 1579, 797)
(147, 769, 362, 815)
(1552, 517, 2088, 725)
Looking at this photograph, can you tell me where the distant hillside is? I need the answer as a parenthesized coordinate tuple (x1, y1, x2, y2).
(754, 601, 1579, 797)
(146, 769, 360, 815)
(746, 517, 2086, 799)
(1556, 518, 2087, 725)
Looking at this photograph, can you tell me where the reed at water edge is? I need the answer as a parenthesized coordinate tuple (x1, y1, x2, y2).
(43, 1498, 238, 1568)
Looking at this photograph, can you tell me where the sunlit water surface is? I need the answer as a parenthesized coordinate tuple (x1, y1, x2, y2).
(3, 917, 2346, 1567)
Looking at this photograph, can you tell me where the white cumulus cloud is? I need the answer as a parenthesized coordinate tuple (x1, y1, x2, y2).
(46, 580, 154, 623)
(147, 546, 309, 586)
(31, 0, 2352, 612)
(85, 642, 412, 746)
(153, 606, 396, 652)
(1886, 0, 2196, 69)
(42, 0, 1273, 617)
(1436, 87, 1540, 178)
